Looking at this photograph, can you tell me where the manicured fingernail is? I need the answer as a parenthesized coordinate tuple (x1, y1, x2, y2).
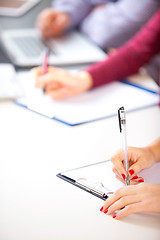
(138, 179, 144, 183)
(104, 209, 108, 214)
(100, 207, 103, 212)
(129, 169, 134, 176)
(113, 215, 117, 219)
(121, 173, 126, 180)
(132, 175, 138, 180)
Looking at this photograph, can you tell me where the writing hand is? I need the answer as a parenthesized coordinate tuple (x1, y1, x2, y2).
(111, 146, 156, 184)
(32, 67, 93, 100)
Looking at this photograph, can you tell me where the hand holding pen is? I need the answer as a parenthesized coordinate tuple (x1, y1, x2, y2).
(111, 107, 145, 184)
(32, 66, 93, 100)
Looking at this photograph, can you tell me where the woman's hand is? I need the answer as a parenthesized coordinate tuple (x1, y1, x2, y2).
(111, 146, 156, 184)
(32, 67, 93, 100)
(100, 183, 160, 219)
(36, 8, 70, 39)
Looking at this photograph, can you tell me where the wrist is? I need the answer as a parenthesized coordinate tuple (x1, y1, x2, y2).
(77, 71, 93, 91)
(146, 138, 160, 163)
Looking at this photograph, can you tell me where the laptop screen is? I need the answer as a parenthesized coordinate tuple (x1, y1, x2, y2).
(0, 0, 40, 16)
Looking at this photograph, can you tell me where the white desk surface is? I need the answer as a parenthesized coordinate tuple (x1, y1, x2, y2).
(0, 91, 160, 240)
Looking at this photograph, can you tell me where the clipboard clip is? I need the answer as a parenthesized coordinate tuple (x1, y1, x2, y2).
(76, 178, 113, 199)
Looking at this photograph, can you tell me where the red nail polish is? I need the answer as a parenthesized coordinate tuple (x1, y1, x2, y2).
(122, 173, 126, 180)
(113, 215, 117, 219)
(100, 207, 103, 212)
(104, 209, 108, 214)
(129, 169, 134, 176)
(132, 175, 138, 180)
(138, 179, 144, 183)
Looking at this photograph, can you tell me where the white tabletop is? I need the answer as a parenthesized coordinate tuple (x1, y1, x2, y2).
(0, 95, 160, 240)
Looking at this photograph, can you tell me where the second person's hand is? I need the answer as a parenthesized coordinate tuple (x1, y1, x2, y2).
(36, 8, 70, 39)
(32, 67, 93, 100)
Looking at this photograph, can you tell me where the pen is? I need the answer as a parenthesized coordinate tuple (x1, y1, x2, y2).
(118, 106, 130, 185)
(42, 47, 49, 74)
(41, 48, 50, 92)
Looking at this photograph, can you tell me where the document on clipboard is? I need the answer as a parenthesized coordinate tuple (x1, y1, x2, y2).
(14, 71, 159, 126)
(57, 160, 160, 200)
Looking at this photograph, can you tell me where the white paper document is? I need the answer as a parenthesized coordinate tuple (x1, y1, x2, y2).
(63, 160, 160, 194)
(15, 71, 159, 125)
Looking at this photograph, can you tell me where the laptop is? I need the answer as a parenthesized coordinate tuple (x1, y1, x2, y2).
(0, 0, 41, 17)
(0, 28, 106, 67)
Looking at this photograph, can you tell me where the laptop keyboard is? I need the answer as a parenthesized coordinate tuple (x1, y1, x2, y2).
(11, 36, 46, 57)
